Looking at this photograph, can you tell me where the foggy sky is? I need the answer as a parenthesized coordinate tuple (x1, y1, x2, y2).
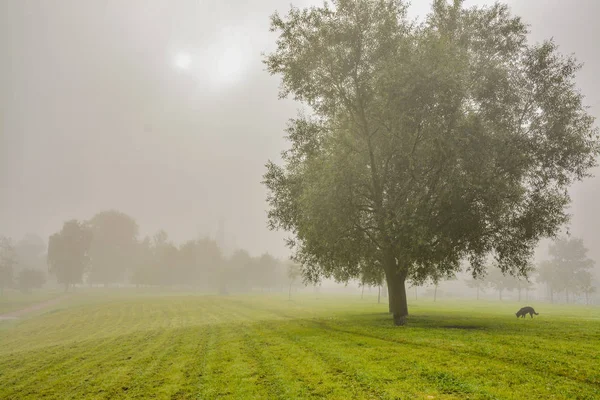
(1, 1, 599, 261)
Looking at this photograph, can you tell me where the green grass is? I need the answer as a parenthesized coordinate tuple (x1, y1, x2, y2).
(1, 293, 599, 399)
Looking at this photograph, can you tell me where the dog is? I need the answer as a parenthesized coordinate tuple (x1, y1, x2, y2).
(516, 306, 539, 318)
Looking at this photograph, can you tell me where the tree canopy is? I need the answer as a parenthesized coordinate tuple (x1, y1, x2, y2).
(262, 0, 600, 324)
(88, 210, 139, 286)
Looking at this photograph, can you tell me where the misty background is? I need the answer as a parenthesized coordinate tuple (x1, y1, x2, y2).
(1, 0, 599, 268)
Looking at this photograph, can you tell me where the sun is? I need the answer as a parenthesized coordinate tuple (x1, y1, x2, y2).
(174, 52, 192, 70)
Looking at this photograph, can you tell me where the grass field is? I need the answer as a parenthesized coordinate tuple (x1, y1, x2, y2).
(1, 292, 599, 399)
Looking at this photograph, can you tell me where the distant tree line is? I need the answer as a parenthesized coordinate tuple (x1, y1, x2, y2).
(45, 210, 303, 293)
(460, 237, 596, 304)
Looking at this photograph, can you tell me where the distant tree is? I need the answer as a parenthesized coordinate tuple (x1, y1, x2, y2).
(17, 269, 46, 293)
(14, 234, 46, 272)
(287, 262, 302, 300)
(88, 210, 139, 286)
(151, 230, 178, 286)
(224, 249, 254, 294)
(131, 236, 154, 287)
(537, 260, 561, 303)
(574, 270, 596, 305)
(254, 253, 280, 291)
(47, 220, 92, 292)
(262, 0, 600, 325)
(428, 270, 457, 302)
(359, 267, 384, 301)
(516, 277, 536, 302)
(0, 236, 18, 295)
(486, 267, 518, 301)
(177, 237, 224, 288)
(538, 237, 595, 303)
(465, 276, 486, 300)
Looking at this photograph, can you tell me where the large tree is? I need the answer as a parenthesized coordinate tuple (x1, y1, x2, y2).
(88, 210, 139, 286)
(47, 220, 92, 291)
(263, 0, 600, 324)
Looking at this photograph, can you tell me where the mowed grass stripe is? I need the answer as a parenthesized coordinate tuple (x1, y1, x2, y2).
(311, 318, 599, 399)
(244, 321, 392, 399)
(196, 323, 275, 400)
(316, 317, 600, 391)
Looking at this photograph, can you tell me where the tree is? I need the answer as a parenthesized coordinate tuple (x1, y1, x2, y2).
(574, 270, 596, 305)
(486, 267, 517, 301)
(287, 262, 302, 300)
(537, 260, 561, 303)
(47, 220, 92, 291)
(17, 269, 46, 293)
(359, 267, 384, 301)
(516, 277, 535, 302)
(177, 237, 224, 289)
(150, 230, 178, 287)
(88, 210, 139, 286)
(465, 276, 486, 300)
(262, 0, 600, 325)
(14, 234, 46, 272)
(254, 253, 280, 291)
(131, 236, 154, 287)
(0, 236, 17, 295)
(538, 237, 595, 303)
(427, 269, 456, 302)
(224, 249, 254, 293)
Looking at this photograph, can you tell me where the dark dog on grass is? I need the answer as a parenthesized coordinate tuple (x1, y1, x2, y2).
(516, 306, 539, 318)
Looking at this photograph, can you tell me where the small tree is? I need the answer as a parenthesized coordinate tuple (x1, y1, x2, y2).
(0, 236, 17, 295)
(17, 269, 46, 293)
(47, 220, 92, 292)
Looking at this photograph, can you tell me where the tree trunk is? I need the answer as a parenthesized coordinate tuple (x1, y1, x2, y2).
(388, 284, 395, 313)
(385, 269, 408, 326)
(64, 282, 69, 292)
(361, 284, 365, 300)
(378, 286, 381, 304)
(434, 284, 438, 302)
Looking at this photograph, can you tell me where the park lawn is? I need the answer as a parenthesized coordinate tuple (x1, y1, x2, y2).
(0, 289, 65, 314)
(0, 293, 599, 399)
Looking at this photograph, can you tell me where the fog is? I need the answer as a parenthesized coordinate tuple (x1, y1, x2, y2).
(1, 0, 599, 272)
